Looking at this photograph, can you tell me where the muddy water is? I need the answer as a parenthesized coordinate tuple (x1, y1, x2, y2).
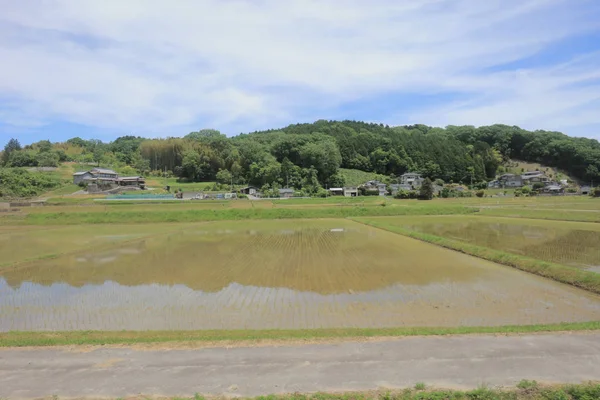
(400, 217, 600, 270)
(1, 219, 599, 331)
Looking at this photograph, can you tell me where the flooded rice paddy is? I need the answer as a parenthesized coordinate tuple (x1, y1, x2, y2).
(394, 216, 600, 271)
(1, 219, 599, 331)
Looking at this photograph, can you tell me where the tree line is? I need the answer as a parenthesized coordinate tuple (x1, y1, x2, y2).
(2, 121, 600, 193)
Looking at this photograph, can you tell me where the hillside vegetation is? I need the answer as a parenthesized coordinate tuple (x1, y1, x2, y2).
(2, 121, 599, 198)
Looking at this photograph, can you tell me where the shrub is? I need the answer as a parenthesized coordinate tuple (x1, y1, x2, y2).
(475, 190, 485, 198)
(0, 168, 63, 198)
(592, 187, 600, 197)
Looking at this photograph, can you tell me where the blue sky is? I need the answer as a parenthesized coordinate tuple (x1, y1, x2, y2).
(1, 0, 600, 148)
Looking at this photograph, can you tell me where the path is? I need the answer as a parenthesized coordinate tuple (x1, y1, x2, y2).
(2, 333, 600, 399)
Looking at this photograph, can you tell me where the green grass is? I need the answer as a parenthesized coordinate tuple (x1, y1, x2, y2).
(339, 168, 386, 186)
(354, 218, 600, 294)
(478, 207, 600, 223)
(2, 321, 599, 347)
(8, 203, 475, 225)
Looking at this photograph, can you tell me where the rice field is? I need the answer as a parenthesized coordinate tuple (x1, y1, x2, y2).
(387, 216, 600, 272)
(1, 219, 599, 332)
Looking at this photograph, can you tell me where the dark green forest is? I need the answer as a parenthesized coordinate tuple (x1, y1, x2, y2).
(2, 121, 600, 194)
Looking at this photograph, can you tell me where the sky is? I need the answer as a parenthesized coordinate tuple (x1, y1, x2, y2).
(1, 0, 600, 147)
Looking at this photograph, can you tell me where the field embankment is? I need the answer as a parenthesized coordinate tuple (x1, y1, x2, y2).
(0, 203, 475, 225)
(2, 321, 599, 347)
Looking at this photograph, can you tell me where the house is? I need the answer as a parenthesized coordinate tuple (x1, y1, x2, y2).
(400, 172, 424, 187)
(543, 185, 564, 195)
(239, 186, 258, 195)
(361, 180, 388, 196)
(329, 188, 344, 196)
(521, 171, 550, 185)
(580, 185, 591, 195)
(498, 173, 523, 187)
(487, 180, 501, 188)
(73, 168, 120, 186)
(278, 188, 294, 198)
(343, 187, 358, 197)
(73, 171, 94, 185)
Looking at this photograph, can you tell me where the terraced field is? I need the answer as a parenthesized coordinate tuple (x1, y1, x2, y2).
(1, 219, 599, 332)
(369, 216, 600, 272)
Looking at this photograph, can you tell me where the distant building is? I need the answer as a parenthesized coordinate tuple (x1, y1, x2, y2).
(117, 176, 146, 189)
(343, 187, 358, 197)
(580, 185, 592, 195)
(240, 186, 258, 195)
(278, 188, 294, 198)
(329, 188, 344, 196)
(522, 171, 550, 185)
(542, 185, 564, 195)
(73, 168, 122, 186)
(498, 173, 523, 187)
(361, 180, 388, 196)
(400, 172, 423, 187)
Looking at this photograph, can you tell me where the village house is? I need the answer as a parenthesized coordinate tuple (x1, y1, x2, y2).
(278, 188, 294, 198)
(73, 167, 119, 185)
(328, 188, 344, 196)
(521, 171, 550, 185)
(361, 180, 388, 196)
(497, 173, 523, 187)
(400, 172, 423, 187)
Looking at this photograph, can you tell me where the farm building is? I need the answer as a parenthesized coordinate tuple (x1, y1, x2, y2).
(329, 188, 344, 196)
(240, 186, 258, 195)
(117, 176, 146, 189)
(542, 185, 564, 195)
(343, 187, 358, 197)
(580, 185, 591, 195)
(361, 180, 387, 196)
(278, 188, 294, 198)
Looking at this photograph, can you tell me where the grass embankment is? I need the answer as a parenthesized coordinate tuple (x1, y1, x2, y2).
(2, 321, 599, 347)
(4, 204, 476, 225)
(355, 218, 600, 295)
(134, 383, 600, 400)
(478, 207, 600, 223)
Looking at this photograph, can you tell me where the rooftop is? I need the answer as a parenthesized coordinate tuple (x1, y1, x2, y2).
(91, 168, 118, 175)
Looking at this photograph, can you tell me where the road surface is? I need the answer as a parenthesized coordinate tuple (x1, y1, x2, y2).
(1, 333, 600, 399)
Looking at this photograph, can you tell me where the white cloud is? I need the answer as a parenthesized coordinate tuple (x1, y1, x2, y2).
(0, 0, 599, 139)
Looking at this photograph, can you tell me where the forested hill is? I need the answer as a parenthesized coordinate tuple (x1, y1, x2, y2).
(2, 121, 600, 192)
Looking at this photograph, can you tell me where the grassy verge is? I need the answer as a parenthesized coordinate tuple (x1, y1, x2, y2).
(7, 204, 476, 225)
(354, 218, 600, 295)
(478, 207, 600, 223)
(140, 383, 600, 400)
(2, 321, 599, 347)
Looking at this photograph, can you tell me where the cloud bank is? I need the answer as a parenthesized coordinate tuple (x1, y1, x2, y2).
(1, 0, 599, 143)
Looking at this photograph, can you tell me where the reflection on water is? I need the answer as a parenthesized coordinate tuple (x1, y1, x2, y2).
(405, 221, 600, 269)
(1, 220, 599, 331)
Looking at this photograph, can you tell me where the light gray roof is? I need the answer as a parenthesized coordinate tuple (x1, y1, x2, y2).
(118, 176, 144, 180)
(91, 168, 118, 175)
(73, 171, 90, 176)
(279, 188, 294, 193)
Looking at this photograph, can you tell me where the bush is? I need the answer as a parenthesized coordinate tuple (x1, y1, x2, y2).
(592, 187, 600, 197)
(0, 168, 63, 198)
(475, 190, 485, 198)
(532, 182, 545, 190)
(394, 189, 418, 199)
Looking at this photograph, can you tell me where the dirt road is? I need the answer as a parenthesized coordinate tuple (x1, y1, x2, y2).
(2, 333, 600, 399)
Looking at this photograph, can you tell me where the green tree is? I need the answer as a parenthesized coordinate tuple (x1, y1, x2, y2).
(2, 138, 22, 164)
(216, 169, 233, 185)
(419, 177, 434, 200)
(36, 151, 60, 167)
